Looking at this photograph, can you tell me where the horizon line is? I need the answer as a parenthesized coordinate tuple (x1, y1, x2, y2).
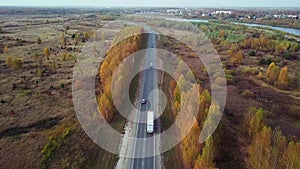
(0, 5, 300, 9)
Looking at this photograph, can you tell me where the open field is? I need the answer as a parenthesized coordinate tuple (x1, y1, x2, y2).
(0, 12, 127, 169)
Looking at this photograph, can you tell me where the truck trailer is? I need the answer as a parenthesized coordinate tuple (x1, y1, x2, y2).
(147, 110, 154, 134)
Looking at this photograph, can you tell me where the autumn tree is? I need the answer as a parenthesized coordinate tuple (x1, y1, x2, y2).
(230, 50, 243, 65)
(66, 53, 72, 60)
(98, 93, 114, 122)
(266, 62, 280, 84)
(227, 44, 238, 58)
(173, 83, 181, 117)
(248, 126, 272, 169)
(257, 71, 263, 79)
(194, 136, 217, 169)
(228, 44, 243, 65)
(44, 47, 50, 60)
(178, 75, 188, 92)
(5, 56, 12, 68)
(219, 30, 225, 40)
(276, 67, 288, 89)
(280, 141, 300, 169)
(98, 26, 143, 123)
(248, 124, 300, 169)
(61, 33, 66, 48)
(177, 60, 187, 76)
(186, 71, 196, 83)
(50, 62, 58, 73)
(4, 45, 8, 54)
(182, 122, 201, 168)
(61, 53, 67, 61)
(198, 89, 211, 124)
(271, 129, 287, 169)
(248, 108, 264, 138)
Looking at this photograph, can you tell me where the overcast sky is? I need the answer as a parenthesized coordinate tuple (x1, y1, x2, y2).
(0, 0, 299, 7)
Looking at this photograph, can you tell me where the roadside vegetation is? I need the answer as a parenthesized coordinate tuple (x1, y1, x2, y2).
(159, 20, 300, 169)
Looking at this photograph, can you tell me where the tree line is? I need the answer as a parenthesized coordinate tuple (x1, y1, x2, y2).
(98, 26, 143, 122)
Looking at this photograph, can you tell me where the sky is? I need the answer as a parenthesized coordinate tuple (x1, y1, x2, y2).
(0, 0, 299, 7)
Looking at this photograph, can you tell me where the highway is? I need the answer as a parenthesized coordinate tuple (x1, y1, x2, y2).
(130, 32, 161, 169)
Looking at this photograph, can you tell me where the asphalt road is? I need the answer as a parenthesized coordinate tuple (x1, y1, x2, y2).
(130, 32, 161, 169)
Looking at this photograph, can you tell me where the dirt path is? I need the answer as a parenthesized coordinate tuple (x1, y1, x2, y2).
(248, 76, 300, 100)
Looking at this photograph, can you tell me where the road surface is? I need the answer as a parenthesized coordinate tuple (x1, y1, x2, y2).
(130, 32, 161, 169)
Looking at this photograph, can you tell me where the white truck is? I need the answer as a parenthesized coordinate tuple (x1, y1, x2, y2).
(147, 110, 154, 134)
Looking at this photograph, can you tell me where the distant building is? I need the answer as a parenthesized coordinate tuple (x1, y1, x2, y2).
(287, 15, 298, 19)
(213, 10, 233, 15)
(166, 9, 182, 16)
(273, 15, 282, 18)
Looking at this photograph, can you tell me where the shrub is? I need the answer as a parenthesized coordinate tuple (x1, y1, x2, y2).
(248, 50, 256, 56)
(242, 66, 256, 75)
(11, 58, 23, 69)
(288, 105, 300, 119)
(61, 53, 67, 61)
(242, 89, 255, 99)
(259, 58, 272, 65)
(225, 69, 236, 85)
(37, 68, 43, 77)
(66, 53, 72, 60)
(37, 37, 42, 44)
(32, 52, 39, 65)
(215, 77, 226, 86)
(74, 80, 83, 90)
(189, 52, 197, 58)
(50, 62, 58, 73)
(226, 74, 236, 85)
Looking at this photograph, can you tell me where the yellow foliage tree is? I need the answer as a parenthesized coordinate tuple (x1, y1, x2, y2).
(280, 141, 300, 169)
(5, 56, 12, 68)
(227, 44, 238, 58)
(182, 122, 201, 168)
(248, 126, 272, 169)
(11, 58, 23, 69)
(248, 108, 264, 138)
(258, 71, 263, 79)
(98, 93, 114, 122)
(219, 30, 225, 39)
(276, 67, 288, 89)
(61, 33, 65, 47)
(4, 45, 9, 54)
(44, 47, 50, 59)
(173, 84, 181, 117)
(194, 136, 217, 169)
(266, 62, 280, 84)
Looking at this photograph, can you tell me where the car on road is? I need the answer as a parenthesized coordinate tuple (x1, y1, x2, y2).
(141, 98, 146, 104)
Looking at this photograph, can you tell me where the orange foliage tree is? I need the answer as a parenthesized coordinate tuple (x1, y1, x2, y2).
(276, 67, 288, 89)
(98, 26, 143, 122)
